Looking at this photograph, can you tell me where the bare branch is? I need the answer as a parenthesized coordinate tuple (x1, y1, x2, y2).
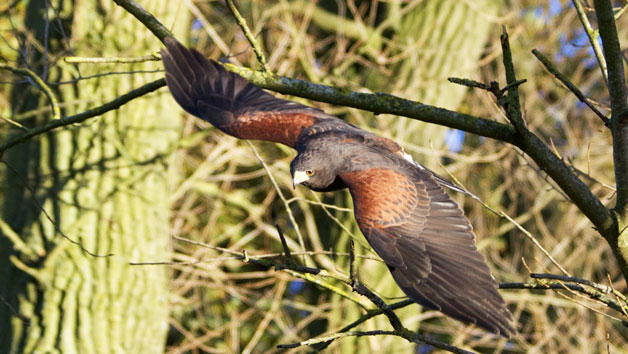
(0, 64, 60, 120)
(593, 0, 628, 116)
(312, 299, 414, 350)
(500, 278, 628, 317)
(500, 27, 526, 131)
(170, 234, 477, 353)
(0, 78, 165, 156)
(531, 49, 609, 126)
(225, 0, 269, 72)
(278, 330, 477, 354)
(64, 54, 161, 63)
(497, 28, 615, 243)
(531, 273, 626, 302)
(592, 0, 628, 214)
(112, 0, 172, 41)
(572, 0, 609, 85)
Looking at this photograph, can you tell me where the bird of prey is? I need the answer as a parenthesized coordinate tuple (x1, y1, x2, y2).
(161, 37, 515, 337)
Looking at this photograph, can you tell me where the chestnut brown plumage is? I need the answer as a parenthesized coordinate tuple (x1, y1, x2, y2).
(162, 37, 516, 337)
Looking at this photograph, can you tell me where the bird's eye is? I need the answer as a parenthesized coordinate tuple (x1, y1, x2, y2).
(306, 170, 315, 176)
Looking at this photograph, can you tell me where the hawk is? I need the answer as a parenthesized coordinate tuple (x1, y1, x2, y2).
(161, 37, 515, 337)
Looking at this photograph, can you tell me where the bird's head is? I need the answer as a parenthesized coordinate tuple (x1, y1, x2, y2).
(290, 150, 339, 191)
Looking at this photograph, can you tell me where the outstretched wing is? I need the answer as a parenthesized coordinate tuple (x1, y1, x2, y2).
(161, 37, 329, 147)
(341, 165, 515, 337)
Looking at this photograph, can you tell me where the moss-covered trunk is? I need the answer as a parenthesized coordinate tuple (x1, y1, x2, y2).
(0, 1, 185, 352)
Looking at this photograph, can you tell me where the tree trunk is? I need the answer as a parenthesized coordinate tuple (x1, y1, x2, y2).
(0, 1, 186, 352)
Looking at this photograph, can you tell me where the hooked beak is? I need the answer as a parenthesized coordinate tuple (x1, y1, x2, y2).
(292, 170, 310, 189)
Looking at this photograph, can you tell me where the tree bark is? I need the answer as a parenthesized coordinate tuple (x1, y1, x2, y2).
(0, 1, 186, 352)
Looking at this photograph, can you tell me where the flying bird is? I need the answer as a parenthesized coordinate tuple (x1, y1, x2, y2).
(161, 37, 515, 337)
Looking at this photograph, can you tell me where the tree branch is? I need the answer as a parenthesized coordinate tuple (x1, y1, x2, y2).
(0, 78, 165, 157)
(225, 0, 269, 72)
(500, 279, 628, 317)
(278, 330, 477, 354)
(497, 29, 616, 242)
(0, 64, 61, 120)
(593, 0, 628, 215)
(171, 235, 474, 353)
(112, 0, 172, 41)
(531, 49, 609, 126)
(572, 0, 608, 85)
(593, 0, 628, 116)
(500, 28, 527, 132)
(312, 299, 415, 351)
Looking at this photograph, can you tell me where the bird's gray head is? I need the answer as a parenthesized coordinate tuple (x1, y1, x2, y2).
(290, 149, 341, 191)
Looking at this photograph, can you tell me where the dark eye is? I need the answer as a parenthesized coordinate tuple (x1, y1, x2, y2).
(306, 170, 315, 176)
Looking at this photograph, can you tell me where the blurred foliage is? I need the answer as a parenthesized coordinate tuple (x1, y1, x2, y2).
(2, 0, 628, 353)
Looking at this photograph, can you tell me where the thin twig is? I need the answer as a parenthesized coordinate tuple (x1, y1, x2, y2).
(0, 78, 165, 156)
(531, 49, 609, 126)
(242, 279, 286, 354)
(279, 329, 477, 354)
(348, 266, 403, 331)
(500, 213, 571, 276)
(171, 234, 472, 353)
(0, 116, 29, 131)
(429, 145, 569, 275)
(616, 3, 628, 19)
(531, 273, 627, 302)
(349, 240, 358, 284)
(171, 235, 371, 308)
(448, 77, 526, 110)
(500, 281, 627, 316)
(309, 192, 373, 251)
(129, 249, 380, 265)
(225, 0, 269, 72)
(172, 235, 344, 282)
(275, 224, 295, 266)
(500, 27, 526, 130)
(286, 270, 370, 308)
(246, 141, 308, 259)
(447, 77, 495, 91)
(0, 217, 42, 260)
(64, 54, 161, 63)
(0, 294, 31, 326)
(278, 330, 399, 349)
(312, 299, 415, 350)
(572, 0, 608, 85)
(0, 64, 61, 120)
